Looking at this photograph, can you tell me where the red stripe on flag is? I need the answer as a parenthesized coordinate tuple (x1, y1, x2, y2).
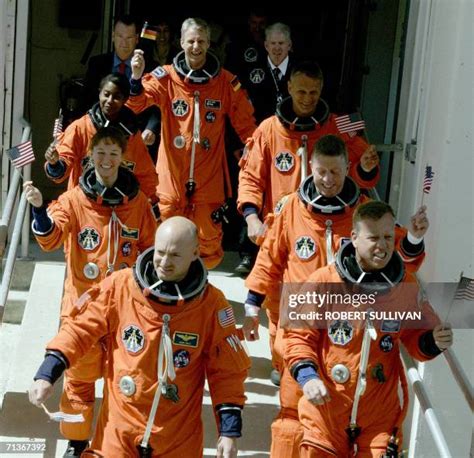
(335, 114, 366, 134)
(7, 140, 35, 168)
(423, 165, 435, 194)
(454, 278, 474, 301)
(53, 117, 63, 138)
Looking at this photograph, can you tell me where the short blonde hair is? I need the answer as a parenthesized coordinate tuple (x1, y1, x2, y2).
(181, 18, 210, 41)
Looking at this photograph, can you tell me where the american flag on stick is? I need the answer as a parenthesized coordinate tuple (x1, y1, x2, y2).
(335, 113, 366, 136)
(53, 113, 63, 139)
(454, 276, 474, 301)
(6, 140, 35, 169)
(423, 165, 435, 194)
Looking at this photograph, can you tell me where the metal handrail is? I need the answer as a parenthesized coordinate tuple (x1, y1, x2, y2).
(0, 125, 31, 255)
(443, 348, 474, 412)
(0, 192, 28, 324)
(0, 125, 32, 324)
(20, 159, 32, 258)
(363, 155, 469, 454)
(0, 168, 22, 257)
(402, 349, 452, 457)
(360, 35, 469, 455)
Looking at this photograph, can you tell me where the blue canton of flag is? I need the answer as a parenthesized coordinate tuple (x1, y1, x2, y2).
(423, 165, 435, 194)
(335, 113, 366, 136)
(218, 306, 235, 328)
(6, 140, 35, 169)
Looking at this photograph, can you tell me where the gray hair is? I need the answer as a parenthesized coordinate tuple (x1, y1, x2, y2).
(181, 18, 211, 41)
(265, 22, 291, 42)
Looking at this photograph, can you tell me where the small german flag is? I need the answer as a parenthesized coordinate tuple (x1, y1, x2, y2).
(140, 22, 157, 41)
(230, 76, 241, 92)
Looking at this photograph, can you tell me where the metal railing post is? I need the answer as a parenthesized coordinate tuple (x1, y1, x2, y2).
(443, 348, 474, 412)
(0, 168, 22, 256)
(19, 125, 32, 258)
(403, 350, 452, 457)
(20, 161, 31, 258)
(0, 125, 30, 257)
(0, 192, 28, 324)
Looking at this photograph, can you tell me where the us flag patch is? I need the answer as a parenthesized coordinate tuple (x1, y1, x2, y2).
(218, 307, 235, 328)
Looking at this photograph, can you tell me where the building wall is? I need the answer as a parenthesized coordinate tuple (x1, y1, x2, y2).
(359, 0, 401, 201)
(394, 0, 473, 282)
(393, 1, 473, 456)
(29, 0, 105, 202)
(0, 0, 28, 208)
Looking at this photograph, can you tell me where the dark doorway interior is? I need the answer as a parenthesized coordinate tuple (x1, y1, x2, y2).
(121, 4, 373, 113)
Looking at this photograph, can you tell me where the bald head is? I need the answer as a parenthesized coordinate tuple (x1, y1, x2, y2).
(153, 217, 200, 282)
(155, 216, 198, 246)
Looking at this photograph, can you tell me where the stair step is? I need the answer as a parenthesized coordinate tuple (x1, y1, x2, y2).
(7, 290, 29, 302)
(6, 263, 65, 395)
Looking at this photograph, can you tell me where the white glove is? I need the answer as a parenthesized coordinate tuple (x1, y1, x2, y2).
(244, 303, 260, 317)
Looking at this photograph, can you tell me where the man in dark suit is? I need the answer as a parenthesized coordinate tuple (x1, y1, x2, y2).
(240, 22, 294, 124)
(84, 15, 139, 109)
(233, 22, 294, 275)
(84, 15, 163, 161)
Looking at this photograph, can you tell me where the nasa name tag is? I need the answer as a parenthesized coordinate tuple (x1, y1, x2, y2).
(121, 227, 139, 240)
(173, 331, 199, 348)
(381, 320, 401, 333)
(204, 99, 221, 110)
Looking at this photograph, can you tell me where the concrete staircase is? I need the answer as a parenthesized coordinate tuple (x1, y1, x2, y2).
(0, 251, 278, 457)
(1, 249, 472, 457)
(5, 263, 65, 396)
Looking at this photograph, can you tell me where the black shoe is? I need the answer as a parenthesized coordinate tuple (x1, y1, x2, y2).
(63, 440, 89, 457)
(235, 255, 253, 274)
(270, 369, 281, 387)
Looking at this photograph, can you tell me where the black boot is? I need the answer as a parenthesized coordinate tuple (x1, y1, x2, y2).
(235, 254, 253, 274)
(63, 440, 89, 457)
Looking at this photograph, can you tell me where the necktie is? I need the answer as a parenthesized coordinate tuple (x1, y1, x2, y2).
(118, 61, 126, 75)
(273, 67, 282, 81)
